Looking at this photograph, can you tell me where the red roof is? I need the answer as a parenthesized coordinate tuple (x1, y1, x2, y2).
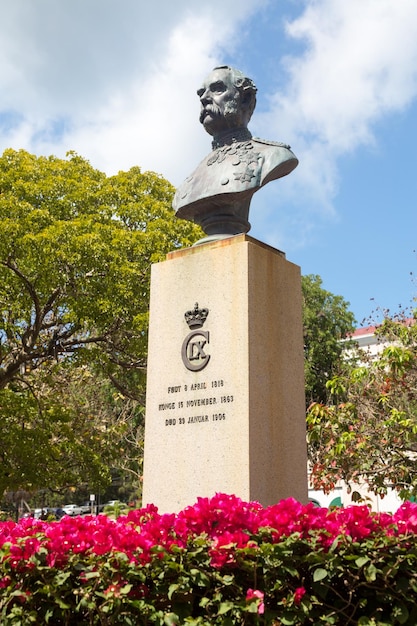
(351, 325, 378, 337)
(350, 318, 414, 338)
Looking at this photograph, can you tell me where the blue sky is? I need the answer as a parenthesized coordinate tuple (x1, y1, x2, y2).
(0, 0, 416, 325)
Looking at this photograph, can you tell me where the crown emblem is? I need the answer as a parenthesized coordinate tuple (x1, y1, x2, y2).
(185, 303, 209, 329)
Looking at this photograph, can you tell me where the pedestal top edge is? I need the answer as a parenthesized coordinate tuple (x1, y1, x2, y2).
(166, 234, 286, 261)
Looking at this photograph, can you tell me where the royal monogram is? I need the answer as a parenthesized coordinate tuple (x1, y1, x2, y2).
(182, 304, 211, 371)
(181, 330, 210, 372)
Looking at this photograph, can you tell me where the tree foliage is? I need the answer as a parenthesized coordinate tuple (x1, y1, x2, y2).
(307, 316, 417, 500)
(301, 274, 356, 404)
(0, 363, 132, 495)
(0, 149, 201, 495)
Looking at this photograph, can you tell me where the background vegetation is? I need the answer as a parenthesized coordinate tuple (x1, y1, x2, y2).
(308, 315, 417, 500)
(0, 149, 201, 510)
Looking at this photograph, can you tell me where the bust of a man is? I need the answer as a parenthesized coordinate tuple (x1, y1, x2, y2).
(173, 65, 298, 241)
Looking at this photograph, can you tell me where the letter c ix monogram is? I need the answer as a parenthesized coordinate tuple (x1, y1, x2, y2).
(181, 330, 210, 371)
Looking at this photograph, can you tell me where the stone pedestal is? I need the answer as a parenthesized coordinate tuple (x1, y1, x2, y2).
(142, 234, 308, 513)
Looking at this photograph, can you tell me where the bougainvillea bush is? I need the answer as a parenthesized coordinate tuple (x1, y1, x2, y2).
(1, 494, 417, 625)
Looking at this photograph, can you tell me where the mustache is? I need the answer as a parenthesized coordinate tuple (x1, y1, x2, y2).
(199, 103, 222, 124)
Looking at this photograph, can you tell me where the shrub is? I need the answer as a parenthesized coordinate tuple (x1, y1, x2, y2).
(1, 494, 417, 624)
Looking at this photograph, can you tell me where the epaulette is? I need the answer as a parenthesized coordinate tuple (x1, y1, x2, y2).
(252, 137, 291, 149)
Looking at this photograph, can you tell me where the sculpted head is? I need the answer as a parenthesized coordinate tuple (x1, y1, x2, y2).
(197, 66, 257, 137)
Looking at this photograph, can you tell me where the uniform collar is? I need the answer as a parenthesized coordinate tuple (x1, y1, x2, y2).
(211, 127, 252, 149)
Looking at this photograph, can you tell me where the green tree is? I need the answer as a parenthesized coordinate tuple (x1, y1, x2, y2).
(302, 274, 356, 405)
(0, 363, 132, 495)
(0, 148, 201, 495)
(307, 316, 417, 499)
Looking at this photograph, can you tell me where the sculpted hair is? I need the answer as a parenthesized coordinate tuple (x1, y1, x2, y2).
(213, 65, 257, 120)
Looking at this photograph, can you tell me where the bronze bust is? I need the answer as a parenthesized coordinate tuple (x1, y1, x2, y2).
(173, 66, 298, 242)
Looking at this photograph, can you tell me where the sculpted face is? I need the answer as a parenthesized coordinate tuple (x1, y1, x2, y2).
(197, 68, 245, 137)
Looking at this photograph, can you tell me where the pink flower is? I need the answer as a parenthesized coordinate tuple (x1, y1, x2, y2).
(246, 588, 265, 614)
(0, 576, 11, 588)
(208, 530, 251, 567)
(1, 492, 417, 578)
(393, 502, 417, 534)
(17, 590, 32, 604)
(294, 586, 306, 605)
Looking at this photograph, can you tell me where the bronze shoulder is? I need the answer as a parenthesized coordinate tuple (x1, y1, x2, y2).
(252, 137, 291, 149)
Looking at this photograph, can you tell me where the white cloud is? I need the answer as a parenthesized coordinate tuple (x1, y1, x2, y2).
(288, 0, 417, 146)
(0, 0, 266, 182)
(254, 0, 417, 221)
(0, 1, 193, 116)
(62, 12, 228, 179)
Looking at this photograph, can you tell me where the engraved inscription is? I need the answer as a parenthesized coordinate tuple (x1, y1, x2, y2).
(188, 415, 209, 423)
(186, 397, 217, 407)
(158, 378, 234, 427)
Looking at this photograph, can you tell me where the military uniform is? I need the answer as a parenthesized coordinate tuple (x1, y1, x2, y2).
(173, 133, 298, 235)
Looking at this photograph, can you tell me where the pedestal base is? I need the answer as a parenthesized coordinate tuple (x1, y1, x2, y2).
(142, 234, 308, 513)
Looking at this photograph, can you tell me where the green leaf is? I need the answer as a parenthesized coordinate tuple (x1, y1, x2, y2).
(280, 613, 298, 625)
(189, 568, 210, 587)
(55, 597, 71, 610)
(313, 567, 328, 582)
(364, 563, 378, 582)
(80, 571, 100, 580)
(217, 601, 234, 615)
(168, 583, 179, 600)
(164, 613, 180, 626)
(221, 574, 235, 585)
